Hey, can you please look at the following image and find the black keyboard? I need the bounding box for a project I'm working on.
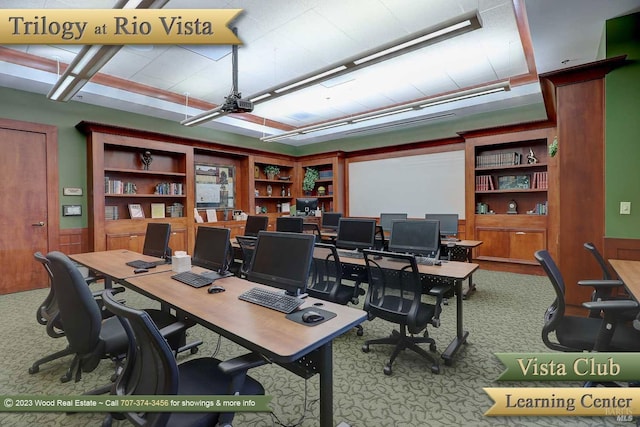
[126,259,161,269]
[171,271,214,288]
[238,287,304,314]
[337,250,364,259]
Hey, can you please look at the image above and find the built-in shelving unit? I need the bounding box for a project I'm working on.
[250,155,295,217]
[297,153,345,214]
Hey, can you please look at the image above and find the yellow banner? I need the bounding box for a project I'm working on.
[484,387,640,417]
[0,9,242,44]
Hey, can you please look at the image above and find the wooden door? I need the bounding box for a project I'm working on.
[0,119,58,294]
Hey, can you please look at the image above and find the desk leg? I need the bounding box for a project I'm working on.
[462,248,477,299]
[319,341,333,427]
[442,279,468,366]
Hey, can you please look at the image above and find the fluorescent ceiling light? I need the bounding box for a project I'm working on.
[180,108,223,127]
[352,107,415,123]
[274,66,348,94]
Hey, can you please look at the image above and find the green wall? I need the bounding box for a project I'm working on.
[605,12,640,238]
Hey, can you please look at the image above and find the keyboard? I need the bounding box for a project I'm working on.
[337,250,364,259]
[171,271,215,288]
[441,237,461,242]
[126,259,162,269]
[416,256,441,266]
[238,287,304,314]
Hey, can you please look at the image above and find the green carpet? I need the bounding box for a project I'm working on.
[0,270,629,426]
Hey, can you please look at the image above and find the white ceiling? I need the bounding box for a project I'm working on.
[1,0,639,147]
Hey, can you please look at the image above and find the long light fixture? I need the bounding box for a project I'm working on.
[47,0,169,102]
[260,80,510,142]
[182,11,482,126]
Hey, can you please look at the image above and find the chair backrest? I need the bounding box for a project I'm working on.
[584,242,614,280]
[362,249,424,333]
[534,250,568,350]
[34,252,65,337]
[307,243,343,300]
[142,223,171,259]
[276,216,304,233]
[236,235,258,276]
[244,215,269,237]
[303,222,322,242]
[46,251,103,356]
[101,290,177,427]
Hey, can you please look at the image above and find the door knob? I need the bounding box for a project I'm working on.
[32,221,45,227]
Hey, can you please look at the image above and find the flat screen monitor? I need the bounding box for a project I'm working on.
[425,213,459,237]
[244,215,269,237]
[247,231,315,296]
[379,213,408,232]
[296,197,318,216]
[321,212,342,230]
[142,223,171,259]
[276,216,304,233]
[389,219,440,257]
[336,218,376,250]
[192,226,231,273]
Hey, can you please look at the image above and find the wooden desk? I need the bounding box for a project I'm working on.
[73,251,366,427]
[339,255,478,365]
[443,239,483,298]
[610,259,640,299]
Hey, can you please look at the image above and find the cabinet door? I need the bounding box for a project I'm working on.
[509,230,546,263]
[106,233,144,252]
[169,229,187,253]
[475,229,510,259]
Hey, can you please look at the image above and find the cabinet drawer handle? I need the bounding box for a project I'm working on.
[515,232,526,235]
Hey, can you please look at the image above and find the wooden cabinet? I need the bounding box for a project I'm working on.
[249,155,295,216]
[105,219,188,253]
[297,152,345,214]
[465,126,556,266]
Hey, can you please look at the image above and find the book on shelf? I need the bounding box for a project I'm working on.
[151,203,165,219]
[475,175,494,191]
[532,171,548,189]
[105,205,119,220]
[476,151,521,168]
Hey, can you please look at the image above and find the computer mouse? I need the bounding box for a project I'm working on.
[133,268,148,274]
[207,285,226,294]
[434,260,442,266]
[302,311,325,323]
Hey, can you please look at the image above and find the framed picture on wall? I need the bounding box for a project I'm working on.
[195,164,236,209]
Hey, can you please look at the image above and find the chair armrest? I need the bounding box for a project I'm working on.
[578,279,624,288]
[582,299,638,312]
[158,321,189,338]
[92,286,126,298]
[427,284,451,297]
[218,352,270,376]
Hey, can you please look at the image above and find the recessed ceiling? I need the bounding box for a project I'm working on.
[0,0,639,147]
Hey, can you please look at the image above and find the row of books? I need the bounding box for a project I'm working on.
[531,171,548,189]
[476,175,495,191]
[155,182,184,195]
[318,170,333,179]
[476,151,521,168]
[105,205,119,220]
[105,178,137,194]
[531,202,548,215]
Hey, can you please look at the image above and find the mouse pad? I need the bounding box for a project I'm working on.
[286,307,337,327]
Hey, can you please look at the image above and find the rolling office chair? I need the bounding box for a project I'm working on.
[307,243,364,336]
[44,251,193,386]
[535,250,640,353]
[303,222,323,242]
[235,235,258,278]
[361,249,448,375]
[101,290,266,427]
[276,216,304,233]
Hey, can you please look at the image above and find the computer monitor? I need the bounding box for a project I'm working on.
[389,219,441,258]
[142,223,171,259]
[276,216,304,233]
[296,197,318,216]
[244,215,269,237]
[321,212,342,230]
[425,213,459,237]
[247,231,315,296]
[192,226,231,274]
[336,218,377,250]
[379,213,408,232]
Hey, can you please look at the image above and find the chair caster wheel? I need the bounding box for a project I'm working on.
[362,344,370,353]
[29,366,39,374]
[383,365,392,375]
[431,365,440,374]
[356,328,364,337]
[190,347,199,355]
[430,342,437,352]
[444,358,453,367]
[60,375,71,383]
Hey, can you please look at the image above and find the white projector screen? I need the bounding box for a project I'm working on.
[348,150,465,219]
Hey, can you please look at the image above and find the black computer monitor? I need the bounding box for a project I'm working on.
[379,213,408,232]
[321,212,342,230]
[247,231,315,296]
[192,226,231,274]
[389,219,441,257]
[142,223,171,259]
[425,213,459,237]
[296,197,318,216]
[244,215,269,237]
[276,216,304,233]
[336,218,376,250]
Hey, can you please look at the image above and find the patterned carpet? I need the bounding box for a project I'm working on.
[0,270,629,426]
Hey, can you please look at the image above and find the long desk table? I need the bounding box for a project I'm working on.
[610,259,640,299]
[339,254,478,365]
[71,251,367,427]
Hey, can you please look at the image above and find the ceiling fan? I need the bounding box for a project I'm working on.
[181,27,253,126]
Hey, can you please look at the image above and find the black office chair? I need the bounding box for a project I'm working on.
[236,235,258,278]
[361,249,448,375]
[535,250,640,353]
[303,222,323,242]
[276,216,304,233]
[373,225,386,250]
[307,243,364,335]
[44,251,192,385]
[100,290,266,427]
[29,252,126,377]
